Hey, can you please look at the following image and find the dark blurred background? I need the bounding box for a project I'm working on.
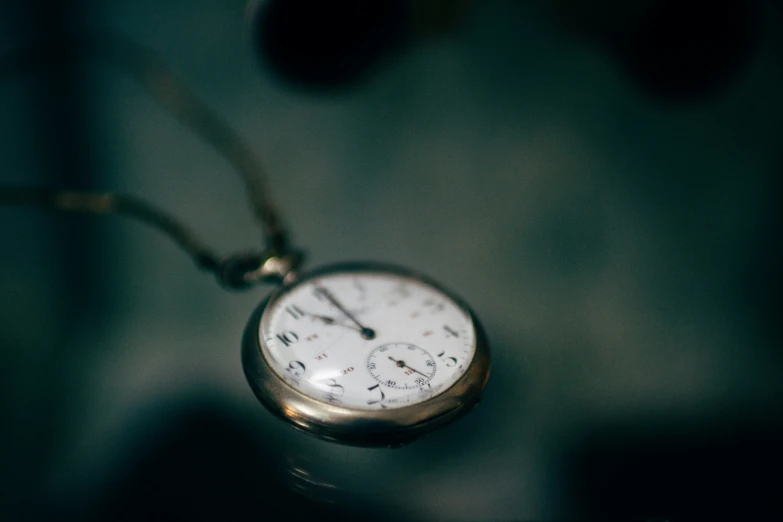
[1,0,781,520]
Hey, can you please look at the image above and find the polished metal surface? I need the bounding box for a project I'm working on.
[242,262,491,447]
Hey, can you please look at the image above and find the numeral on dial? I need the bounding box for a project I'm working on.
[285,305,305,320]
[287,360,305,375]
[395,284,410,298]
[323,379,344,404]
[353,279,366,300]
[444,325,459,338]
[276,331,299,346]
[423,299,445,313]
[285,360,305,384]
[367,384,387,408]
[313,286,327,301]
[437,351,458,367]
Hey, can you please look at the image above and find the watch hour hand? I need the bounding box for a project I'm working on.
[314,286,376,340]
[300,310,363,332]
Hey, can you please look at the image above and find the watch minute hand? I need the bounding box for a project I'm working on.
[315,286,376,340]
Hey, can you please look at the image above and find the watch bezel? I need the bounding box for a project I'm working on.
[241,261,491,447]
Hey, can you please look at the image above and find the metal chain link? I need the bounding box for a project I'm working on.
[0,31,302,288]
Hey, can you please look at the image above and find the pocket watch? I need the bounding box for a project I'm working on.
[0,33,491,448]
[241,261,491,447]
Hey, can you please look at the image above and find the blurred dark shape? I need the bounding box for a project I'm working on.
[746,201,783,359]
[251,0,410,90]
[31,2,108,321]
[606,0,760,103]
[78,403,380,522]
[565,413,783,519]
[409,0,472,35]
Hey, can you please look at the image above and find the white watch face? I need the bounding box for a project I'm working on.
[259,269,477,410]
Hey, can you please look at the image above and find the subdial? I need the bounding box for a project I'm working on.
[366,343,436,390]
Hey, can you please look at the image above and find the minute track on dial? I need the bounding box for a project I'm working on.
[366,343,436,390]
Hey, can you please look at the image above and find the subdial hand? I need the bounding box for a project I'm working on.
[388,357,430,379]
[314,286,376,340]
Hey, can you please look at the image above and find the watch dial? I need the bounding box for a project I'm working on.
[259,269,476,410]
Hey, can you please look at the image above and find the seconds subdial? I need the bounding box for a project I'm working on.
[367,343,436,390]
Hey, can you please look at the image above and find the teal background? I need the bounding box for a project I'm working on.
[1,1,781,519]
